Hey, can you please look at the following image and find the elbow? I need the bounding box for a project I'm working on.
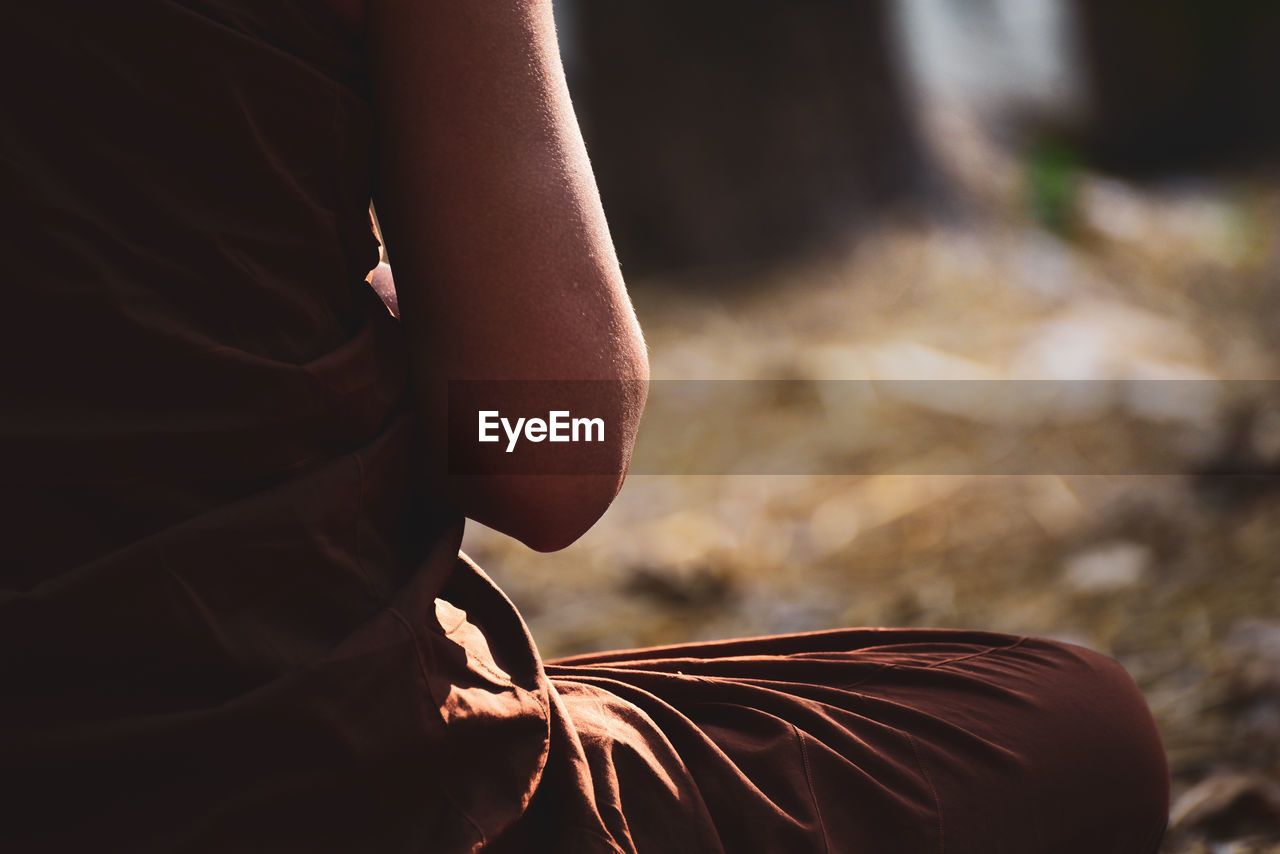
[453,468,630,553]
[450,372,646,551]
[435,287,648,550]
[501,471,629,552]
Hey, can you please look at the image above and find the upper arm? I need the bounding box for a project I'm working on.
[364,0,648,549]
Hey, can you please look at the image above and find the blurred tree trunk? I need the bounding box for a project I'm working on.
[1072,0,1280,172]
[566,1,924,276]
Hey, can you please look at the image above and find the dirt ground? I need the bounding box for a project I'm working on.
[463,140,1280,851]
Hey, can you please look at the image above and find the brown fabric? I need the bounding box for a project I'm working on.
[0,1,1169,851]
[528,628,1170,854]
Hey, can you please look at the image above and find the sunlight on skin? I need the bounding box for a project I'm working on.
[365,0,649,551]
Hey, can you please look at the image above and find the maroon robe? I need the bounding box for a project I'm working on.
[0,2,1169,851]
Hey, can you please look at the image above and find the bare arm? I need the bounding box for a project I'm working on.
[365,0,648,551]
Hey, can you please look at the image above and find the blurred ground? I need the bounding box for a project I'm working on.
[463,114,1280,851]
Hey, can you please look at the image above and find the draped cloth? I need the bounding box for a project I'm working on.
[0,1,1169,851]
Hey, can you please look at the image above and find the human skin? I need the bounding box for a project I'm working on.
[364,0,649,551]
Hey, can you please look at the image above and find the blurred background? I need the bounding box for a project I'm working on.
[462,3,1280,850]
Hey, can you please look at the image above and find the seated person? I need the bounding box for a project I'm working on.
[0,0,1169,850]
